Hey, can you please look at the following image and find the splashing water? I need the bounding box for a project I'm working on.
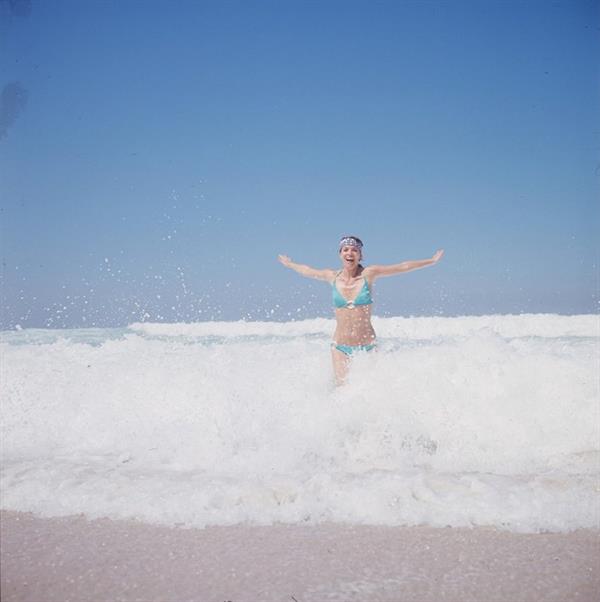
[1,314,598,532]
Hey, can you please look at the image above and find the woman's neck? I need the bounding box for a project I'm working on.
[341,265,361,279]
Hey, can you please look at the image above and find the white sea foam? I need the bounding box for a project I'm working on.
[1,314,598,532]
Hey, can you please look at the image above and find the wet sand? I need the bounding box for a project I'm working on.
[1,510,598,602]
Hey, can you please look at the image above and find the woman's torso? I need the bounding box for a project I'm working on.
[331,270,376,345]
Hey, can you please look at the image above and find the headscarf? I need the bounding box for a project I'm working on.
[338,236,363,252]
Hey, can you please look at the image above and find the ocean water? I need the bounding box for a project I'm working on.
[1,314,598,533]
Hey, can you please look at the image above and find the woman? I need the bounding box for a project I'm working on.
[278,236,444,385]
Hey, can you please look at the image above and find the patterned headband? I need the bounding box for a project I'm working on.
[339,236,363,250]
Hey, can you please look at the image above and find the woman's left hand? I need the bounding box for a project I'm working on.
[278,254,292,267]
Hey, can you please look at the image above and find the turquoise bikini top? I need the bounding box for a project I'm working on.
[332,274,373,308]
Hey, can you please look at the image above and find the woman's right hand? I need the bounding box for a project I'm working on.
[431,249,444,263]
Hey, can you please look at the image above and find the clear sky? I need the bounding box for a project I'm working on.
[1,0,598,328]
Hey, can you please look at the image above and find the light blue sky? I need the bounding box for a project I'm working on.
[1,0,598,328]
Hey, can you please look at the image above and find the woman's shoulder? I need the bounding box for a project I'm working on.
[361,265,378,283]
[322,268,339,283]
[361,265,375,276]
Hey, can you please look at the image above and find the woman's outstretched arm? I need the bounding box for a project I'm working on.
[366,249,444,279]
[278,255,336,282]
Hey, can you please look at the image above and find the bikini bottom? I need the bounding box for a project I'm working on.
[332,343,376,357]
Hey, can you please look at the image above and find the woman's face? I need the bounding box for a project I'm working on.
[339,245,361,266]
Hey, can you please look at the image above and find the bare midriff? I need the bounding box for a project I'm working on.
[333,305,376,346]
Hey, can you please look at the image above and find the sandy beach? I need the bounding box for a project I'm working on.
[1,510,598,602]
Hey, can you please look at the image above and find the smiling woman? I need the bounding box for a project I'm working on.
[278,235,444,385]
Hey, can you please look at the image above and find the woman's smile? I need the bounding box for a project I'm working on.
[341,246,360,265]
